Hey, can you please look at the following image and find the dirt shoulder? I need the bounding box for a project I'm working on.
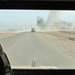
[39,31,75,57]
[0,31,17,38]
[41,31,75,42]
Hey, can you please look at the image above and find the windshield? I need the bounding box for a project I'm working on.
[0,10,75,69]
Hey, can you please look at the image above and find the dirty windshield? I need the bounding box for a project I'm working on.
[0,10,75,69]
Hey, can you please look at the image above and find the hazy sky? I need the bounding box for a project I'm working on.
[0,10,75,30]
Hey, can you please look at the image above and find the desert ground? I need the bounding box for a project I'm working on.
[40,31,75,57]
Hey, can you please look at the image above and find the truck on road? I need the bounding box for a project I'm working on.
[31,28,36,32]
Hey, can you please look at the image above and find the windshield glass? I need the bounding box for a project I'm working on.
[0,10,75,69]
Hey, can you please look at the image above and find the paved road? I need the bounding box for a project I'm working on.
[0,32,75,69]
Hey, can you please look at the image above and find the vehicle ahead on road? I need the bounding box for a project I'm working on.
[31,28,36,32]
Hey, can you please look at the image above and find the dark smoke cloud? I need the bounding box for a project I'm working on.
[36,11,60,30]
[37,16,46,29]
[37,11,73,31]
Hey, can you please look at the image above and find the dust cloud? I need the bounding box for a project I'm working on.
[37,10,73,31]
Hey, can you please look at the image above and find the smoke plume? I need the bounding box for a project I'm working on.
[37,10,73,31]
[37,16,46,29]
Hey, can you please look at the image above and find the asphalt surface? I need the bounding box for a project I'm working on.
[0,32,75,69]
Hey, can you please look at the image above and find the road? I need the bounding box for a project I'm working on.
[0,32,75,69]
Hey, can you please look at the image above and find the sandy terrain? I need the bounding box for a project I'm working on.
[40,31,75,57]
[0,31,17,38]
[41,31,75,42]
